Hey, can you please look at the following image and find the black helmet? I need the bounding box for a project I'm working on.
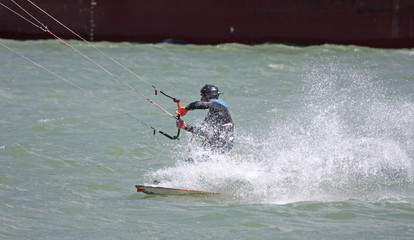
[200,84,220,99]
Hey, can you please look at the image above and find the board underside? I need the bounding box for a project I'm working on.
[135,185,218,195]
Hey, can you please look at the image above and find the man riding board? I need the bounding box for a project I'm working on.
[176,84,234,152]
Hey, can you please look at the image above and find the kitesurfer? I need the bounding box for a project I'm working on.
[176,84,234,152]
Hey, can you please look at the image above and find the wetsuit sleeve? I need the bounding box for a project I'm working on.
[186,101,211,110]
[185,124,211,139]
[184,101,211,135]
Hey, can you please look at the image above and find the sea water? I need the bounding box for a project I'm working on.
[1,39,413,239]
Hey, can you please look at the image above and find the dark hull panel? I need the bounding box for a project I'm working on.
[1,0,413,48]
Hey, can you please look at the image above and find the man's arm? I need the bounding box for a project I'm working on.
[176,101,211,117]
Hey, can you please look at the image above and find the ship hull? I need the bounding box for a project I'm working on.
[1,0,413,48]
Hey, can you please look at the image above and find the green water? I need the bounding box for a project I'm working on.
[1,39,414,239]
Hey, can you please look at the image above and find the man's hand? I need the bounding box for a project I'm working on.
[175,107,187,117]
[176,119,187,129]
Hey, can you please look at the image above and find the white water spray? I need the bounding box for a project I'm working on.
[149,59,414,203]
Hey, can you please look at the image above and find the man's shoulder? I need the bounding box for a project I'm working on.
[209,99,227,107]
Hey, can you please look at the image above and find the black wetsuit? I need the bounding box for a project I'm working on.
[185,99,234,151]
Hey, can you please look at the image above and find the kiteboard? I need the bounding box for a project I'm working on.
[135,185,218,195]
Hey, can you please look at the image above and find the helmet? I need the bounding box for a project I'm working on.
[200,84,220,99]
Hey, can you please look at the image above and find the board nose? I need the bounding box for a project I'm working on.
[136,185,144,192]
